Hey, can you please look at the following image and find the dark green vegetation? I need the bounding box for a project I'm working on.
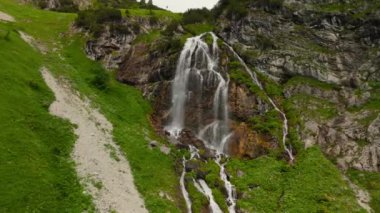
[227,147,364,212]
[76,8,122,31]
[348,169,380,212]
[213,0,284,19]
[0,23,92,212]
[314,0,380,19]
[182,8,212,25]
[33,0,78,12]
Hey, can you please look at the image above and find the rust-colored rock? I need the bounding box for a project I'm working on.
[228,123,276,158]
[228,82,269,121]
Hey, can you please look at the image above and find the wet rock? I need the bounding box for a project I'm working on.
[178,129,206,150]
[160,145,171,155]
[149,140,158,149]
[185,160,200,172]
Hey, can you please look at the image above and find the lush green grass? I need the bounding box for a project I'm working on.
[0,23,92,212]
[0,0,75,48]
[347,169,380,212]
[133,29,161,44]
[227,147,364,212]
[126,8,181,21]
[360,82,380,111]
[314,0,380,18]
[287,94,338,121]
[285,76,338,90]
[0,1,185,212]
[183,23,214,35]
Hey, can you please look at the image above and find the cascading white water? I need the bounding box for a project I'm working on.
[223,42,294,161]
[198,179,223,213]
[180,157,192,213]
[216,154,236,213]
[165,33,231,153]
[167,33,237,212]
[183,146,225,213]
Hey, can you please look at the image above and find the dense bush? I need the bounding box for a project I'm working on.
[182,8,212,25]
[110,24,131,34]
[256,34,275,50]
[156,37,182,53]
[149,15,159,25]
[162,20,180,36]
[212,0,284,19]
[91,69,110,90]
[75,8,122,34]
[97,0,140,9]
[255,0,283,12]
[34,0,78,12]
[212,0,248,19]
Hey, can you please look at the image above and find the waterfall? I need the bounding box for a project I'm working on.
[180,157,192,213]
[167,32,294,213]
[216,154,236,213]
[166,33,237,212]
[166,33,231,152]
[223,42,295,162]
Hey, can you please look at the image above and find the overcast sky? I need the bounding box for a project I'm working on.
[144,0,220,13]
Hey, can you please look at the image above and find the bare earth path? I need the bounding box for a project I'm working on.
[0,11,15,22]
[344,176,373,213]
[41,68,147,213]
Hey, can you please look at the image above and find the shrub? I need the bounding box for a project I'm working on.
[182,8,212,25]
[225,0,248,19]
[212,0,284,19]
[255,0,284,12]
[162,20,180,36]
[34,0,78,12]
[212,0,248,19]
[2,30,10,41]
[156,37,182,53]
[256,34,275,50]
[149,15,159,25]
[131,22,140,33]
[96,8,122,23]
[75,8,122,35]
[110,24,131,34]
[91,69,109,90]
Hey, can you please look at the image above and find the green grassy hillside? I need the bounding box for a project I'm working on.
[0,0,184,212]
[0,23,92,212]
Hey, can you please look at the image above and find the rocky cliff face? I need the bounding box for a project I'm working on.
[217,1,380,84]
[215,0,380,171]
[83,0,380,173]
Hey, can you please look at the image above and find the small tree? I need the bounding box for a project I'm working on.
[148,0,153,10]
[140,0,146,6]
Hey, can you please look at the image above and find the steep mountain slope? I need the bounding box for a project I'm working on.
[0,0,379,212]
[80,0,379,212]
[0,0,185,212]
[0,19,92,212]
